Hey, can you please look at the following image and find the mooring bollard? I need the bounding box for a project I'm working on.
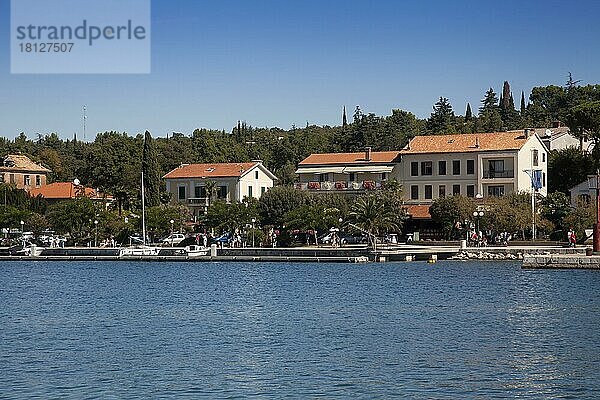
[460,240,467,250]
[210,244,218,257]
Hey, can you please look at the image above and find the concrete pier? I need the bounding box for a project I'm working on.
[523,253,600,269]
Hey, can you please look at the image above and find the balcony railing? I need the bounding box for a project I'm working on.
[296,181,383,191]
[483,170,514,179]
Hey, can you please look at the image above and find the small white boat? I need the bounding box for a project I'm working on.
[184,245,210,257]
[119,246,160,257]
[16,244,45,257]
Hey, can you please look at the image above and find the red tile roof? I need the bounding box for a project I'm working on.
[299,151,401,165]
[29,182,110,200]
[163,162,258,179]
[401,132,530,154]
[404,205,432,220]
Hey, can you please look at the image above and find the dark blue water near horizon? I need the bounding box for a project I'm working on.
[1,261,599,399]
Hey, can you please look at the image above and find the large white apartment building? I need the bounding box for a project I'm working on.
[399,131,548,205]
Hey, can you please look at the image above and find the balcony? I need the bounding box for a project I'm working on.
[296,181,383,192]
[188,197,209,206]
[483,170,514,179]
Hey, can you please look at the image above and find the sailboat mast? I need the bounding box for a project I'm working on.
[141,170,146,246]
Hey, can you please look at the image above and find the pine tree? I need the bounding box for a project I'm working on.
[142,130,161,207]
[465,103,473,121]
[478,88,503,132]
[427,97,456,134]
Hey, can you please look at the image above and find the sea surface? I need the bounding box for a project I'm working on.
[0,261,599,399]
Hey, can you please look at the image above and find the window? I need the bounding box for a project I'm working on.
[217,186,228,199]
[452,160,461,175]
[261,187,266,195]
[194,186,207,198]
[438,161,446,176]
[542,153,546,162]
[533,150,539,166]
[453,184,461,196]
[9,174,15,184]
[421,161,433,176]
[255,171,259,179]
[381,172,387,181]
[24,175,30,186]
[467,160,475,175]
[349,172,356,182]
[319,173,329,182]
[410,185,419,200]
[248,186,253,198]
[488,185,505,197]
[411,162,419,176]
[178,186,186,200]
[467,185,475,198]
[425,185,432,199]
[35,175,41,186]
[543,172,546,187]
[439,185,446,198]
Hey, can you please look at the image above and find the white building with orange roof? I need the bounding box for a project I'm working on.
[400,129,548,207]
[162,161,277,216]
[295,147,401,194]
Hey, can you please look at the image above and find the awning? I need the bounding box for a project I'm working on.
[342,165,394,173]
[295,166,345,174]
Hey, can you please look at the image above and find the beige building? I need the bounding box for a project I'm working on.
[295,148,401,194]
[0,154,50,190]
[163,161,277,216]
[400,130,548,206]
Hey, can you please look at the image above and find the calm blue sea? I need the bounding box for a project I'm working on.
[0,261,599,399]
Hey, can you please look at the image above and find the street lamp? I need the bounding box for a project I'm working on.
[251,218,256,247]
[588,171,600,252]
[472,210,484,233]
[170,219,174,234]
[94,220,98,247]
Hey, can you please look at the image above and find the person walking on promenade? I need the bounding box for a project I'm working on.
[568,228,577,247]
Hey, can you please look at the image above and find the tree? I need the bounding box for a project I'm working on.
[146,204,191,240]
[565,101,600,161]
[258,186,311,227]
[46,198,96,243]
[563,200,596,244]
[142,130,161,207]
[548,147,595,194]
[427,97,456,134]
[429,196,475,239]
[348,195,399,248]
[465,103,473,121]
[478,88,503,132]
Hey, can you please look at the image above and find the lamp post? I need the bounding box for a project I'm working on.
[588,171,600,252]
[94,220,98,247]
[170,219,174,235]
[20,220,24,244]
[472,211,484,234]
[251,218,256,247]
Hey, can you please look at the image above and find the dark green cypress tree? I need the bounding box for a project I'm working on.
[342,106,348,128]
[520,91,526,114]
[465,103,473,121]
[142,130,161,207]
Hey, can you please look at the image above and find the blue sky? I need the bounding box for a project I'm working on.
[1,0,599,140]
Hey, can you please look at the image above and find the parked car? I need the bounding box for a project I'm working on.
[340,233,368,245]
[211,232,232,245]
[162,233,186,246]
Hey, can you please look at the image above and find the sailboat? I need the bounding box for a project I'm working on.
[119,170,160,258]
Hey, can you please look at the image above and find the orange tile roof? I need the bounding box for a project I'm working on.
[29,182,110,200]
[401,132,530,154]
[163,162,258,179]
[299,151,401,165]
[404,204,432,220]
[0,154,51,173]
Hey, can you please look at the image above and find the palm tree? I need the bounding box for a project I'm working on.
[203,180,218,207]
[349,195,399,249]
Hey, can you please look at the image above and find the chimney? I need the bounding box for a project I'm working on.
[475,137,480,148]
[365,147,372,161]
[524,128,530,139]
[552,120,561,128]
